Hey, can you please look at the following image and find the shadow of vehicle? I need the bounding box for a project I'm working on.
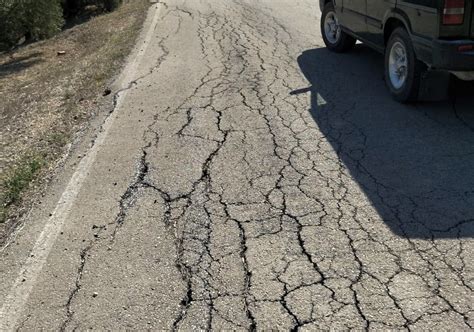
[296,45,474,239]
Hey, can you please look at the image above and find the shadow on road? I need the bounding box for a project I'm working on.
[296,45,474,239]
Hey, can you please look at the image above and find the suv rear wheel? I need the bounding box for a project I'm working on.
[384,27,425,102]
[321,3,356,52]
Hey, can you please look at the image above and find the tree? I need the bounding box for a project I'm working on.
[22,0,64,40]
[0,0,122,51]
[0,0,23,49]
[0,0,64,50]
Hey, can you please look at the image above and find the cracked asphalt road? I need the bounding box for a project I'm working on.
[1,0,474,330]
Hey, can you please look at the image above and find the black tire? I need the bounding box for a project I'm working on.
[384,27,425,102]
[321,3,356,53]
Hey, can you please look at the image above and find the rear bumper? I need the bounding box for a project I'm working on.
[431,39,474,71]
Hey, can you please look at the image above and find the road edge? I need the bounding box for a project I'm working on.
[0,3,162,330]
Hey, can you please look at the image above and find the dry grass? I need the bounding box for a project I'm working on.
[0,0,150,233]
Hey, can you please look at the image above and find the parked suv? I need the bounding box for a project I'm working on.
[320,0,474,102]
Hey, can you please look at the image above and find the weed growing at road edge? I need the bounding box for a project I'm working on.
[0,156,44,223]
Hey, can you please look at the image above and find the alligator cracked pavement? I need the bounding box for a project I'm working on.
[1,0,474,330]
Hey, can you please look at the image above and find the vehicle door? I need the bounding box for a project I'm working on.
[366,0,395,46]
[341,0,367,35]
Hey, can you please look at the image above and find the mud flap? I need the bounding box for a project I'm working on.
[418,70,451,101]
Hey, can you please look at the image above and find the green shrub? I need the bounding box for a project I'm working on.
[0,0,64,50]
[22,0,64,39]
[0,0,23,49]
[0,155,44,222]
[0,0,122,51]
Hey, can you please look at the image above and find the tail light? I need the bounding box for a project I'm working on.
[443,0,465,25]
[458,44,473,52]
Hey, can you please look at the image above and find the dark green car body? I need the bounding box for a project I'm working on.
[319,0,474,73]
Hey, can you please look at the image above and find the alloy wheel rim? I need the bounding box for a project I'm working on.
[388,41,408,90]
[324,11,341,44]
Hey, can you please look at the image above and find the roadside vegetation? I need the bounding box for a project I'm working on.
[0,0,150,239]
[0,0,123,51]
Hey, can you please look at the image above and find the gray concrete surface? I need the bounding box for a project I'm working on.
[1,0,474,330]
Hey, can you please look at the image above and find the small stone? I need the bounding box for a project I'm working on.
[92,292,98,298]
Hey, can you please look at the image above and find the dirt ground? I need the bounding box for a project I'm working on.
[0,0,150,240]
